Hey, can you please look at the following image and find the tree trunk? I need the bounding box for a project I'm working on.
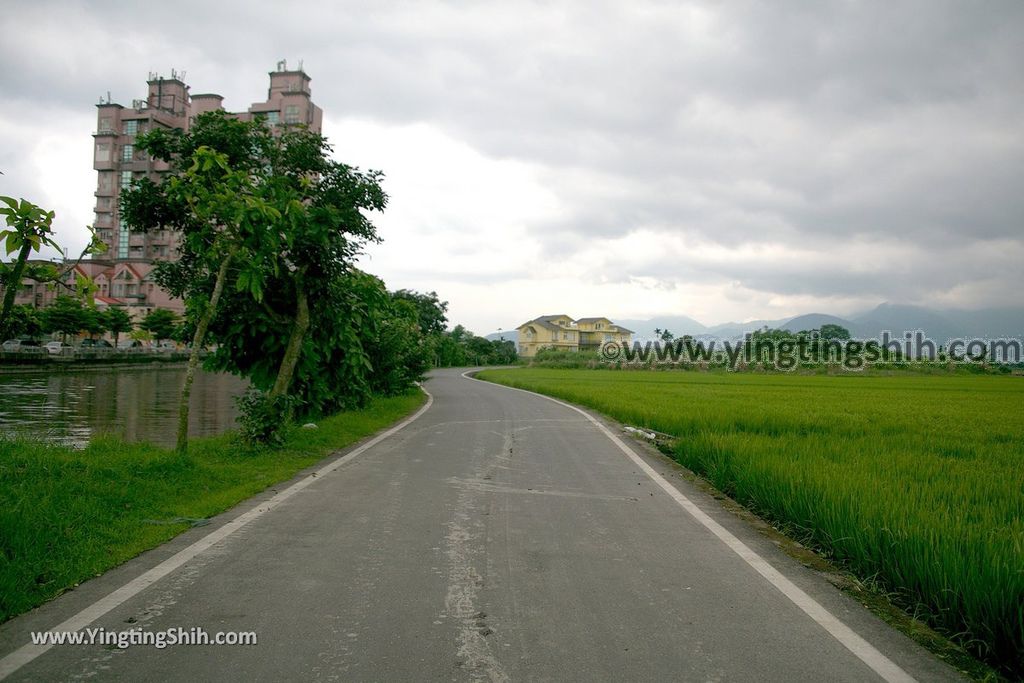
[269,286,309,402]
[176,248,235,454]
[0,242,33,336]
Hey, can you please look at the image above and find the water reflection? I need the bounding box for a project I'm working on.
[0,366,248,448]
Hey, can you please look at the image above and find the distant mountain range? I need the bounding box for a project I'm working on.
[484,304,1024,344]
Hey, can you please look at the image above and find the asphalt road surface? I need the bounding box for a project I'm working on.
[0,368,963,682]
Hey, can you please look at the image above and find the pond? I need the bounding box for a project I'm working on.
[0,365,248,448]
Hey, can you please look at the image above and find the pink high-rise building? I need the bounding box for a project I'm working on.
[2,62,323,324]
[85,61,323,317]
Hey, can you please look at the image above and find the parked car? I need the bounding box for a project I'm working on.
[44,341,68,355]
[2,338,44,353]
[117,339,144,350]
[80,338,114,349]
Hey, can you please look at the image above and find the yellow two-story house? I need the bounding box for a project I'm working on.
[516,315,633,357]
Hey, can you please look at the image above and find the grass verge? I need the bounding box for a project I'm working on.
[477,368,1022,679]
[0,390,425,623]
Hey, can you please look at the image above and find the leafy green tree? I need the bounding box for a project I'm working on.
[141,308,180,344]
[3,304,43,340]
[819,323,852,341]
[81,306,106,339]
[392,289,449,335]
[0,197,104,338]
[103,307,133,346]
[41,296,88,343]
[128,115,391,442]
[368,293,431,396]
[0,198,58,337]
[123,112,281,452]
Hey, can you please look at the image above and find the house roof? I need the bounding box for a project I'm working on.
[517,315,634,334]
[576,316,634,334]
[517,318,565,333]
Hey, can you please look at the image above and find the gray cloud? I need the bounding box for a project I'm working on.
[1,0,1021,318]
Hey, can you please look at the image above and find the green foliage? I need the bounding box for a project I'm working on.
[40,296,88,342]
[0,196,104,338]
[367,293,432,395]
[141,308,180,343]
[529,347,604,368]
[0,196,59,258]
[819,323,852,340]
[479,368,1024,677]
[3,304,43,339]
[207,270,431,419]
[235,388,297,447]
[80,307,106,339]
[392,289,449,335]
[431,324,518,367]
[102,307,133,344]
[124,111,418,426]
[0,197,59,338]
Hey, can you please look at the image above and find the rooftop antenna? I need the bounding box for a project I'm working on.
[277,59,287,72]
[298,59,303,71]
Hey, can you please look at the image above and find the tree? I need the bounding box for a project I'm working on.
[0,197,104,338]
[81,306,106,339]
[123,112,281,452]
[103,307,133,346]
[0,197,58,338]
[392,289,448,335]
[41,296,88,343]
[819,324,852,341]
[123,112,391,447]
[141,308,180,344]
[3,304,43,340]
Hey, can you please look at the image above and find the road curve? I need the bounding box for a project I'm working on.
[0,368,962,681]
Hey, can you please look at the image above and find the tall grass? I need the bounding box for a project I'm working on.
[0,391,425,623]
[478,368,1024,677]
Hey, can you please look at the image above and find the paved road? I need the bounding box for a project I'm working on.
[0,368,961,681]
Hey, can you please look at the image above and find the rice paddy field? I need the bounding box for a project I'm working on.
[476,368,1024,677]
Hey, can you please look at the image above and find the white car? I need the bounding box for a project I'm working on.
[2,339,43,352]
[44,341,68,355]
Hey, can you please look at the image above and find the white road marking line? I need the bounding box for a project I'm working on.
[0,388,434,681]
[463,371,915,683]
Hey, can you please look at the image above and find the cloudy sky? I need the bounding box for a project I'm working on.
[1,1,1021,333]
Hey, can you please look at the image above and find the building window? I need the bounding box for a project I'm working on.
[121,170,133,189]
[284,105,300,124]
[118,218,129,259]
[267,111,280,125]
[124,120,138,136]
[122,144,134,162]
[95,143,111,163]
[98,117,112,132]
[98,171,113,191]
